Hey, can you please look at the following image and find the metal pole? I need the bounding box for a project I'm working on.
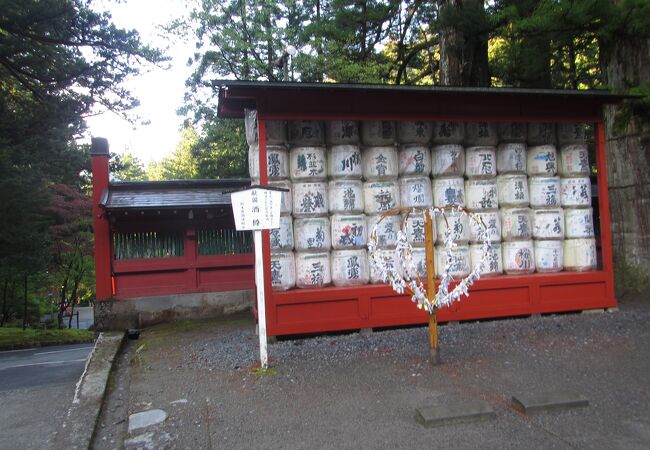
[424,211,440,365]
[253,229,269,368]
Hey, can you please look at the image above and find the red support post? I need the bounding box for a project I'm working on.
[91,137,113,301]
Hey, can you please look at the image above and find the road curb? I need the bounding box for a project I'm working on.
[56,331,126,449]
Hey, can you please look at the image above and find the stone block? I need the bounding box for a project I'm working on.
[511,391,588,414]
[415,399,496,427]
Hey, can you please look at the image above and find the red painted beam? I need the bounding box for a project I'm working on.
[91,137,113,301]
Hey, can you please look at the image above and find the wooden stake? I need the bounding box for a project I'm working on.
[424,211,441,365]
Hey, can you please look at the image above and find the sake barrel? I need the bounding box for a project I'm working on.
[398,144,431,176]
[465,146,497,178]
[436,210,470,243]
[331,249,370,287]
[529,176,560,208]
[534,240,564,273]
[563,238,597,272]
[292,182,328,217]
[500,208,533,241]
[560,177,592,207]
[497,174,529,207]
[527,145,558,176]
[362,146,398,180]
[248,144,259,181]
[245,112,286,145]
[403,212,435,247]
[435,244,470,279]
[328,144,362,179]
[363,180,400,214]
[294,217,331,251]
[270,215,294,251]
[328,180,364,214]
[369,213,400,248]
[331,214,368,249]
[432,121,465,144]
[433,177,465,208]
[527,123,556,145]
[431,144,465,177]
[244,109,258,145]
[399,176,433,208]
[406,247,428,279]
[268,179,293,216]
[295,252,331,288]
[532,208,565,240]
[325,120,359,145]
[502,240,536,274]
[497,122,527,143]
[497,143,527,174]
[397,121,433,144]
[470,242,503,276]
[370,249,399,284]
[288,120,324,145]
[290,146,327,181]
[465,178,498,210]
[557,123,586,145]
[469,210,501,243]
[361,120,396,145]
[559,144,590,176]
[248,144,289,180]
[464,122,498,146]
[565,207,595,239]
[270,251,296,291]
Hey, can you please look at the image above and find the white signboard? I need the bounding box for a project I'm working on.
[231,188,282,231]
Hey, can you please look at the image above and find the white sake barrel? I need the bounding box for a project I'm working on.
[431,144,465,177]
[470,242,503,276]
[464,122,498,146]
[565,207,595,239]
[397,121,433,144]
[532,208,565,240]
[527,123,556,145]
[325,120,359,145]
[465,146,497,178]
[399,176,433,209]
[328,180,364,214]
[432,121,464,144]
[560,177,592,207]
[527,145,558,176]
[408,247,429,279]
[563,238,597,272]
[559,144,590,176]
[363,180,400,214]
[370,249,399,284]
[398,144,431,176]
[501,208,533,241]
[245,112,286,145]
[470,210,501,243]
[248,144,289,180]
[244,110,258,145]
[497,174,529,207]
[433,177,465,208]
[502,240,535,274]
[328,144,362,179]
[331,214,368,249]
[270,215,294,251]
[557,123,586,145]
[497,143,527,174]
[361,121,396,145]
[295,252,331,288]
[465,178,498,210]
[534,240,564,273]
[331,249,369,287]
[362,146,398,180]
[288,120,324,145]
[369,213,400,248]
[435,244,470,279]
[436,210,470,243]
[248,144,259,180]
[268,179,292,216]
[403,213,435,247]
[529,176,560,208]
[270,251,296,291]
[290,146,326,181]
[497,122,527,143]
[292,182,328,217]
[294,217,331,251]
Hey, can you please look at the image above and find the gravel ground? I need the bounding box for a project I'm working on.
[103,301,650,449]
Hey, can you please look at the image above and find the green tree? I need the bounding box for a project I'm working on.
[110,150,148,181]
[148,125,201,180]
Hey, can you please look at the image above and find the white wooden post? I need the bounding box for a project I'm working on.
[253,229,268,368]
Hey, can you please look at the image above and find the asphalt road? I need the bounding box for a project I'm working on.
[0,343,93,449]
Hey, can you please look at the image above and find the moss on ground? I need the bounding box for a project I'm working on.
[0,327,95,350]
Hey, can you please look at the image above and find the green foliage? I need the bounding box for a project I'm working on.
[110,151,148,181]
[0,327,94,350]
[148,125,201,180]
[194,119,249,179]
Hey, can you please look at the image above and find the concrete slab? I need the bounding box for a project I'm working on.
[511,391,589,415]
[415,399,496,428]
[128,409,168,433]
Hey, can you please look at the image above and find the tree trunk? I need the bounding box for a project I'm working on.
[438,0,463,86]
[22,274,28,330]
[58,278,68,329]
[1,279,8,327]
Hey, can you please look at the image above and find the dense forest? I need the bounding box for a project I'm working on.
[1,0,648,328]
